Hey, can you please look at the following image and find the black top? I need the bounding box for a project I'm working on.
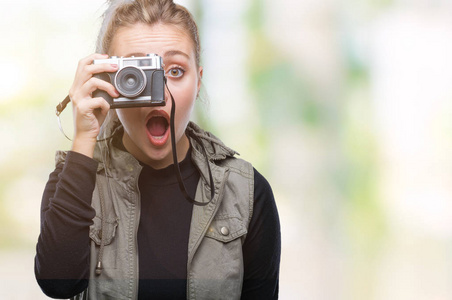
[136,150,197,299]
[35,147,280,299]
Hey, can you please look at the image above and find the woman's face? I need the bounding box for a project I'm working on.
[109,22,202,169]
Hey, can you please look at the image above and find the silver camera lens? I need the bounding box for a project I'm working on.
[115,66,146,98]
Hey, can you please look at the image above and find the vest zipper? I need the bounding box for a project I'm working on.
[132,177,141,299]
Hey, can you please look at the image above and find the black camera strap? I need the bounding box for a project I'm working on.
[167,83,215,206]
[55,88,215,206]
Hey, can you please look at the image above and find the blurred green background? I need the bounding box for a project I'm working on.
[1,0,452,299]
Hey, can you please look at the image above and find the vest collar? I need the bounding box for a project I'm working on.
[93,121,238,179]
[185,122,238,161]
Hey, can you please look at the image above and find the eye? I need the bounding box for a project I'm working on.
[166,67,185,78]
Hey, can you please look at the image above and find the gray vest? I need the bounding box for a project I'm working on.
[60,122,254,300]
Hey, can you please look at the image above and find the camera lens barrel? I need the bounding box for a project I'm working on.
[114,66,146,98]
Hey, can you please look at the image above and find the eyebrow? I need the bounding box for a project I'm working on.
[122,50,190,60]
[124,52,147,57]
[163,50,190,60]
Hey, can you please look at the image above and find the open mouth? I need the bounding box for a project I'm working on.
[146,110,170,146]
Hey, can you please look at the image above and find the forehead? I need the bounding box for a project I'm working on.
[109,23,195,60]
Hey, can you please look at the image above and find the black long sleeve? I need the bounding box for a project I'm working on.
[35,152,280,299]
[35,151,97,298]
[241,169,281,299]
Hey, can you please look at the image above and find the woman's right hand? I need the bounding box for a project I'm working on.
[68,53,119,158]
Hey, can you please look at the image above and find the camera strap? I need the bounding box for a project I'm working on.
[167,83,215,206]
[56,95,71,116]
[56,95,120,142]
[55,86,216,206]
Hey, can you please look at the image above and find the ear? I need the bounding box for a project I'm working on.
[197,66,203,94]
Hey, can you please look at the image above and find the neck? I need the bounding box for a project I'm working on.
[122,133,190,170]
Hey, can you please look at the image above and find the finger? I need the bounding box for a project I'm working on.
[91,97,111,114]
[84,63,119,77]
[69,68,119,104]
[69,53,107,100]
[91,97,111,126]
[75,96,110,117]
[79,77,120,100]
[92,97,110,117]
[73,53,111,87]
[78,53,109,68]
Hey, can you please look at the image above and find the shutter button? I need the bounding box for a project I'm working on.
[220,227,229,236]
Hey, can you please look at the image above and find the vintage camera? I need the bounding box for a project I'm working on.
[92,54,165,108]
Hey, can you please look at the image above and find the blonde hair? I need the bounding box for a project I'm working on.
[96,0,201,66]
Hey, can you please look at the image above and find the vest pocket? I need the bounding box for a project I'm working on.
[205,216,247,242]
[89,216,118,246]
[190,216,246,298]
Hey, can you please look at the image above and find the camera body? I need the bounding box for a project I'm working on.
[92,54,165,108]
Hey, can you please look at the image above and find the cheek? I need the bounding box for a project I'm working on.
[170,79,197,98]
[116,109,139,130]
[175,92,195,120]
[172,80,198,119]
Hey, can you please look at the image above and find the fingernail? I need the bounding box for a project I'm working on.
[111,64,118,68]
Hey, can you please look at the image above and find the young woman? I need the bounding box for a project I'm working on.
[35,0,280,299]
